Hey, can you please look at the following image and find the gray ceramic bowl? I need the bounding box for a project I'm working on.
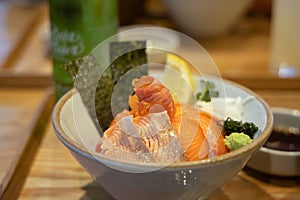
[52,76,273,200]
[247,107,300,177]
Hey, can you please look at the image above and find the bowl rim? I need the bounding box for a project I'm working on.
[259,146,300,156]
[52,78,273,169]
[271,106,300,117]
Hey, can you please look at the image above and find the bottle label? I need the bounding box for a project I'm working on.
[51,25,85,63]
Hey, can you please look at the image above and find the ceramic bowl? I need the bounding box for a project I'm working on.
[247,107,300,177]
[52,76,273,200]
[162,0,253,38]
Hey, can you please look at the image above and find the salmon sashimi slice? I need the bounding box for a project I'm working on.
[129,75,176,119]
[96,111,184,163]
[96,75,228,163]
[172,104,228,161]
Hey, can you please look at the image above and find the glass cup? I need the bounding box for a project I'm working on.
[270,0,300,78]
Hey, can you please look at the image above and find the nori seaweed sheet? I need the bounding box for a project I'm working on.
[61,40,147,133]
[109,41,147,115]
[61,55,114,133]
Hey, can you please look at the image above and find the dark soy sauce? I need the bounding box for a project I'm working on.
[263,125,300,151]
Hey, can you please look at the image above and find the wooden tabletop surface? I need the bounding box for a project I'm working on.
[0,1,299,200]
[0,89,45,193]
[17,92,300,200]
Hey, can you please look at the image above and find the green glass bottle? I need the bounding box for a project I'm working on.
[49,0,118,100]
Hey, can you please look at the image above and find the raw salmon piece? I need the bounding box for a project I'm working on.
[98,111,184,163]
[131,75,176,119]
[172,104,228,161]
[96,75,228,163]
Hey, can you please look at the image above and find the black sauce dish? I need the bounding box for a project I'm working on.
[247,107,300,177]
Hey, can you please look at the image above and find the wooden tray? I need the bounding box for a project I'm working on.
[0,2,52,87]
[0,88,54,199]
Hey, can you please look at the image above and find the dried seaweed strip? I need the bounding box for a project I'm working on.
[61,41,148,133]
[62,55,114,132]
[94,69,114,131]
[110,41,147,82]
[109,41,148,114]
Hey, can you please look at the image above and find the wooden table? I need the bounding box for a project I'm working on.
[0,88,54,199]
[0,2,53,198]
[0,2,52,87]
[0,1,299,200]
[17,92,300,200]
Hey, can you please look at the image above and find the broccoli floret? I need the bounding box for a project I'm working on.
[223,132,252,151]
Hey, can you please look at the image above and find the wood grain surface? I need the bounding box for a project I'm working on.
[0,88,54,199]
[0,2,52,87]
[0,3,42,69]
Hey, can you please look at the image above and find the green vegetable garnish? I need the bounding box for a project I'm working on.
[196,80,219,102]
[222,117,258,139]
[224,132,252,151]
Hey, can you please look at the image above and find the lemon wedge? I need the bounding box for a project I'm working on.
[162,53,196,103]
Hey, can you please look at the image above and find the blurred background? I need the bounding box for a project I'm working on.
[0,0,274,82]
